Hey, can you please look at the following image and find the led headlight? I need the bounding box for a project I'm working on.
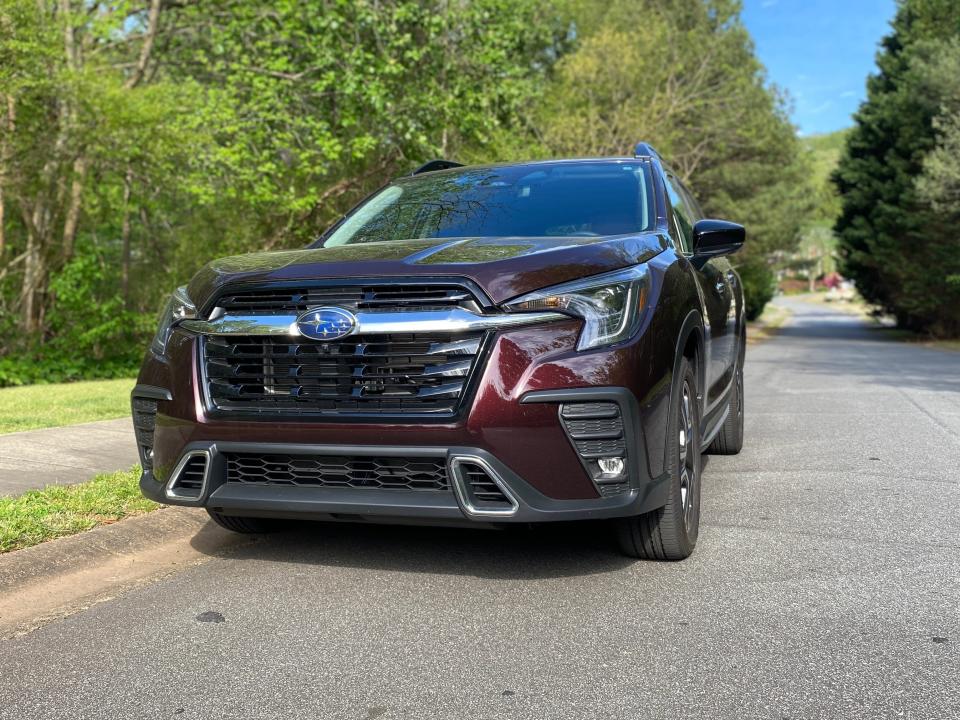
[150,285,196,355]
[504,265,649,350]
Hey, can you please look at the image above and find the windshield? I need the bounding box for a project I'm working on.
[322,161,656,246]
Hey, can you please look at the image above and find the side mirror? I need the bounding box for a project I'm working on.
[692,219,745,263]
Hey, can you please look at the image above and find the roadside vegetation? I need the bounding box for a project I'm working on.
[834,0,960,339]
[0,466,156,553]
[0,378,134,434]
[0,0,815,387]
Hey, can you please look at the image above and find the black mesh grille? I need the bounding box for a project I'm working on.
[203,331,485,416]
[225,453,449,491]
[132,398,158,473]
[214,284,480,315]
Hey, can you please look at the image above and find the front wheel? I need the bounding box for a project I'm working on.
[616,357,701,560]
[707,359,744,455]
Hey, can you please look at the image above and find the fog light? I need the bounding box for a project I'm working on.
[598,457,625,476]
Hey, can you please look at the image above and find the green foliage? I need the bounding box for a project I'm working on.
[0,0,846,384]
[0,1,567,384]
[737,256,776,322]
[834,0,960,337]
[0,240,153,386]
[527,0,813,317]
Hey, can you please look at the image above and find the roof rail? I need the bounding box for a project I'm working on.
[410,159,464,175]
[633,142,660,160]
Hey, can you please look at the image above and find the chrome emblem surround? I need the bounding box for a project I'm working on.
[295,307,357,341]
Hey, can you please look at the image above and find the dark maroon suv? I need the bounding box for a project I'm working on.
[132,144,746,560]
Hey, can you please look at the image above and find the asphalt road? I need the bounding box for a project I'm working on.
[2,297,959,719]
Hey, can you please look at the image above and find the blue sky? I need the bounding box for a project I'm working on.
[741,0,897,136]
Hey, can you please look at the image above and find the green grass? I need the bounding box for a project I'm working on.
[0,466,158,553]
[0,378,135,435]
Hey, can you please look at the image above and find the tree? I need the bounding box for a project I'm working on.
[524,0,812,319]
[0,0,569,383]
[834,0,960,337]
[0,0,171,335]
[161,0,568,246]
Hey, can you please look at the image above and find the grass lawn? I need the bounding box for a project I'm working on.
[0,378,135,435]
[0,466,158,553]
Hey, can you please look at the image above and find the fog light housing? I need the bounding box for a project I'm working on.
[598,457,625,476]
[559,401,630,496]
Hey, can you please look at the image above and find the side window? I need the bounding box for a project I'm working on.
[678,184,704,223]
[665,174,694,254]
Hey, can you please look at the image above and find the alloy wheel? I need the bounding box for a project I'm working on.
[678,381,699,532]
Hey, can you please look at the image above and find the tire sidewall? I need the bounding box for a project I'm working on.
[668,358,702,551]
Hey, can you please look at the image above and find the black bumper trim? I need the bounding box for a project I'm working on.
[140,440,670,524]
[520,386,648,496]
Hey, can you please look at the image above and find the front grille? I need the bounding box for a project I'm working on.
[203,331,485,416]
[132,398,158,472]
[215,284,481,315]
[225,453,449,491]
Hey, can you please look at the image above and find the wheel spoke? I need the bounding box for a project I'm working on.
[678,380,698,531]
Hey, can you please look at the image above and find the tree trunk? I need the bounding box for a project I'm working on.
[61,154,86,261]
[0,95,14,258]
[19,230,44,334]
[120,167,133,306]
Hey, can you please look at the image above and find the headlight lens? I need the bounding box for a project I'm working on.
[504,265,649,350]
[150,286,196,355]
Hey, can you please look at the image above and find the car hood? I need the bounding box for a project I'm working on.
[187,234,669,310]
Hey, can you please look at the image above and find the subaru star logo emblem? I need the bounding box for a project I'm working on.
[295,307,357,341]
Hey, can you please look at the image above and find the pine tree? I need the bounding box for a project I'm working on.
[834,0,960,336]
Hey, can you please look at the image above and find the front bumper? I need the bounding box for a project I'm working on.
[139,440,669,524]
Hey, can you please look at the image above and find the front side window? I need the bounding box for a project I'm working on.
[665,173,695,254]
[322,161,657,246]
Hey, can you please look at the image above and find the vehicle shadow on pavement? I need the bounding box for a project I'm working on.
[189,519,637,580]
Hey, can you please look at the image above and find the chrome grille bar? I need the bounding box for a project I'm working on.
[181,308,567,337]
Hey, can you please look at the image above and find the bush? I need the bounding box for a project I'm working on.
[737,257,776,321]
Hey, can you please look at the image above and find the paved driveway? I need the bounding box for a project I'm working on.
[1,297,958,719]
[0,418,137,496]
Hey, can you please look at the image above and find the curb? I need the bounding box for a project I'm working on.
[0,506,254,638]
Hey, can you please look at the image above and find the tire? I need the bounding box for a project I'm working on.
[708,339,745,455]
[616,357,702,560]
[206,509,280,534]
